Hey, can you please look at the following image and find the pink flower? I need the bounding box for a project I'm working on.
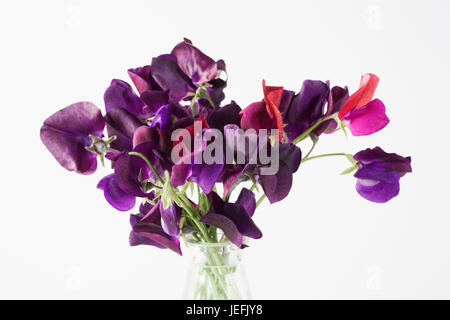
[338,73,389,136]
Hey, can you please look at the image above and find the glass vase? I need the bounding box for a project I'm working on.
[182,237,251,300]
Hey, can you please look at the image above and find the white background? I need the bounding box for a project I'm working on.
[1,0,449,299]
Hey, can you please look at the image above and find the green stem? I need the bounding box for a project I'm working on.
[256,194,266,208]
[291,119,324,144]
[301,153,348,163]
[128,151,164,184]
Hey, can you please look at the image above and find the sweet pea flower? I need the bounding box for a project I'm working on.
[150,39,226,112]
[200,189,262,248]
[170,115,224,194]
[240,80,284,140]
[40,102,105,174]
[129,200,182,255]
[338,73,389,136]
[353,147,412,203]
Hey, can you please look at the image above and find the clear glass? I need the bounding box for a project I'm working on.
[182,237,251,300]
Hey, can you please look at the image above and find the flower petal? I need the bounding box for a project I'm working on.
[240,101,274,132]
[343,99,389,136]
[40,101,104,174]
[104,79,145,119]
[235,188,256,217]
[171,38,218,85]
[223,203,262,239]
[200,213,243,248]
[159,202,181,236]
[97,174,136,211]
[285,80,329,142]
[338,73,379,119]
[356,179,400,203]
[151,54,195,102]
[260,161,293,204]
[104,108,142,152]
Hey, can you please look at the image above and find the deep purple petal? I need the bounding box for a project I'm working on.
[140,90,170,117]
[104,108,142,152]
[279,143,302,173]
[285,80,330,142]
[114,154,148,197]
[223,203,262,239]
[354,165,400,184]
[150,105,172,130]
[313,85,349,136]
[159,202,181,236]
[151,54,195,102]
[128,66,162,95]
[356,179,400,203]
[190,163,224,194]
[260,161,293,204]
[40,101,104,174]
[207,101,242,132]
[132,222,181,255]
[200,214,243,248]
[97,174,136,211]
[104,79,145,119]
[171,39,218,85]
[171,162,193,188]
[235,188,256,217]
[354,147,412,175]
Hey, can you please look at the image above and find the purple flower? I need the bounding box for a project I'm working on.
[200,189,262,248]
[151,39,226,110]
[171,38,220,85]
[104,108,142,152]
[353,147,412,203]
[130,201,182,255]
[40,102,105,174]
[104,79,147,119]
[284,80,330,142]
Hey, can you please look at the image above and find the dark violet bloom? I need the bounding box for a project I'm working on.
[284,80,330,142]
[201,189,261,248]
[312,85,349,136]
[98,142,166,212]
[170,115,224,194]
[97,174,136,211]
[127,65,161,95]
[104,107,142,152]
[338,73,389,136]
[159,201,182,237]
[259,143,302,204]
[171,38,219,85]
[104,79,147,119]
[353,147,412,203]
[151,54,196,103]
[151,39,226,110]
[40,101,105,174]
[130,201,182,255]
[206,101,242,133]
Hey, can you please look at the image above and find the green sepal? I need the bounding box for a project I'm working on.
[340,164,358,175]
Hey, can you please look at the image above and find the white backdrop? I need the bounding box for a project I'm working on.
[1,0,449,299]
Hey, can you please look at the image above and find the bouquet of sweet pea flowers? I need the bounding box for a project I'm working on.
[41,39,412,298]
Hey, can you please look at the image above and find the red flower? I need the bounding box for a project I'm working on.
[338,73,389,136]
[240,80,284,141]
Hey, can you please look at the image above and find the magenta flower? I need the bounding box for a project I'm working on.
[338,73,390,136]
[40,102,105,174]
[353,147,412,203]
